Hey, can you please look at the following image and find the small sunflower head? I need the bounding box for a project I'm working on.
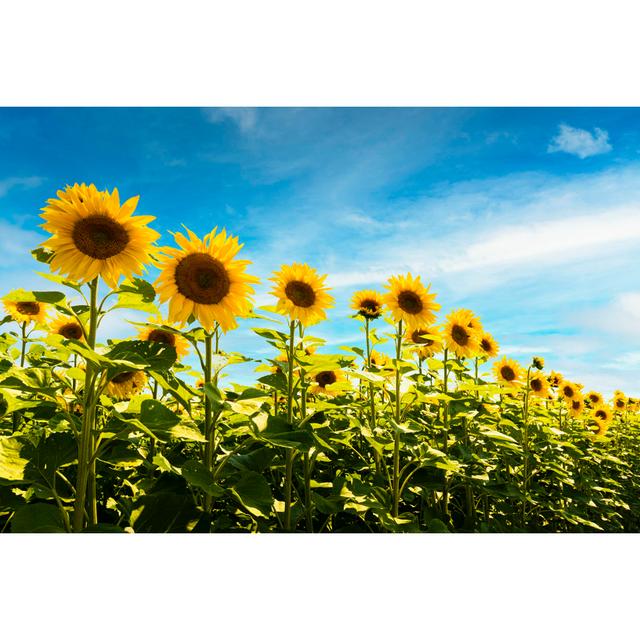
[351,289,384,320]
[532,356,545,371]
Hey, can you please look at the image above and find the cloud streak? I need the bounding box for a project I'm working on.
[547,124,612,158]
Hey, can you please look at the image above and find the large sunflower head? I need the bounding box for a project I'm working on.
[478,332,499,359]
[529,371,550,398]
[443,309,483,359]
[155,227,258,333]
[51,315,84,341]
[3,295,48,325]
[270,263,334,326]
[106,370,147,401]
[308,369,347,397]
[406,325,442,358]
[40,183,159,289]
[383,273,440,329]
[351,289,384,320]
[138,322,189,359]
[493,356,524,386]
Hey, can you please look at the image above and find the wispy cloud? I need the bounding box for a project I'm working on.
[0,176,44,198]
[202,107,258,133]
[547,124,612,159]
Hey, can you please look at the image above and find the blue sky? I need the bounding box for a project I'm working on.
[1,107,640,395]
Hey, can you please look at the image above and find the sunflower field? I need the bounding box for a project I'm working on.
[1,182,639,534]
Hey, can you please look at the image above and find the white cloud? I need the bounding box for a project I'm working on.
[202,107,258,133]
[547,124,612,159]
[0,176,44,197]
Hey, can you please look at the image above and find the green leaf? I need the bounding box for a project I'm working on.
[231,471,273,518]
[11,503,66,533]
[139,399,205,442]
[0,436,29,483]
[181,460,224,497]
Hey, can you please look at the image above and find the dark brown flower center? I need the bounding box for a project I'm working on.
[72,214,129,259]
[397,290,423,315]
[285,280,316,308]
[530,378,543,392]
[59,322,83,340]
[359,299,381,318]
[147,329,176,346]
[595,410,606,420]
[411,329,433,345]
[16,301,40,316]
[589,394,599,403]
[112,371,137,384]
[175,253,230,304]
[616,399,624,408]
[451,324,469,346]
[563,386,574,398]
[315,370,337,387]
[572,400,581,410]
[501,366,516,382]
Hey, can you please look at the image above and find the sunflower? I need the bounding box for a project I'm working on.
[568,394,584,417]
[444,309,482,359]
[406,325,442,358]
[478,332,499,359]
[51,315,85,341]
[559,381,579,401]
[586,391,603,407]
[105,370,147,401]
[138,323,189,359]
[270,263,334,326]
[613,391,627,411]
[155,227,258,333]
[351,289,384,320]
[370,350,392,370]
[3,296,48,325]
[383,273,440,329]
[40,183,159,289]
[593,405,613,426]
[529,371,549,398]
[308,369,346,397]
[548,371,563,388]
[493,356,524,386]
[592,421,609,439]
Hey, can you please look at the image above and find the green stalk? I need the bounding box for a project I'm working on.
[284,320,296,531]
[72,277,99,532]
[521,367,532,530]
[442,347,450,519]
[365,317,381,474]
[19,321,27,367]
[203,332,214,513]
[392,320,403,518]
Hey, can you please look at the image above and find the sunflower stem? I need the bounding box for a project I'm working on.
[203,331,214,513]
[19,321,27,367]
[392,320,403,518]
[365,317,381,475]
[72,277,99,532]
[521,366,532,530]
[442,347,450,520]
[284,320,297,531]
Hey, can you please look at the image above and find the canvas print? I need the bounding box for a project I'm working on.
[0,107,638,533]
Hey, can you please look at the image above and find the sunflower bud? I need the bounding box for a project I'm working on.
[532,356,544,370]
